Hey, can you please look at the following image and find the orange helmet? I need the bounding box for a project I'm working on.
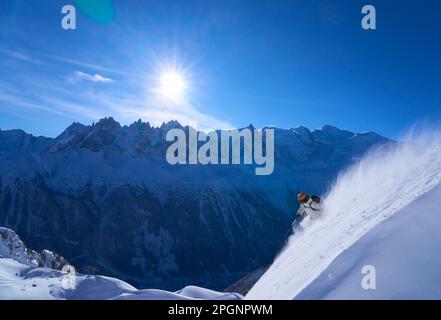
[297,192,309,203]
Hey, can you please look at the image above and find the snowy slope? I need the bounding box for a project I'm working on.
[0,222,243,301]
[246,133,441,300]
[0,258,243,300]
[297,183,441,299]
[0,228,242,300]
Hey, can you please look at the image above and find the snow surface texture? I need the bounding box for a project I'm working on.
[0,228,242,300]
[247,132,441,299]
[297,183,441,299]
[0,258,243,300]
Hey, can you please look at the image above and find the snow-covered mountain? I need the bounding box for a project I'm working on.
[0,257,242,300]
[0,228,241,300]
[246,132,441,299]
[0,227,68,270]
[0,118,389,290]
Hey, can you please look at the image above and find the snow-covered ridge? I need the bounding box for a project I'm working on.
[0,257,243,300]
[247,132,441,299]
[0,228,243,300]
[297,183,441,299]
[0,227,68,270]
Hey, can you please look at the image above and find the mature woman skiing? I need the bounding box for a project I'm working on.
[292,192,322,232]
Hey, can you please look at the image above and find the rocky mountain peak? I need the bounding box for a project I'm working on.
[0,227,69,271]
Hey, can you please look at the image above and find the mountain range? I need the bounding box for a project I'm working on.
[0,118,390,290]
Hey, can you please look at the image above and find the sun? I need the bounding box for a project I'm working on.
[158,71,187,102]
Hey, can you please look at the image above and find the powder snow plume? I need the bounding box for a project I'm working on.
[247,130,441,299]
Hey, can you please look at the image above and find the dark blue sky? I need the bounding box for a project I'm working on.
[0,0,440,138]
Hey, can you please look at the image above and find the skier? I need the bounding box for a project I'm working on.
[292,192,322,232]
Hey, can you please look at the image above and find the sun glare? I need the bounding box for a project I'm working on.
[158,71,187,102]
